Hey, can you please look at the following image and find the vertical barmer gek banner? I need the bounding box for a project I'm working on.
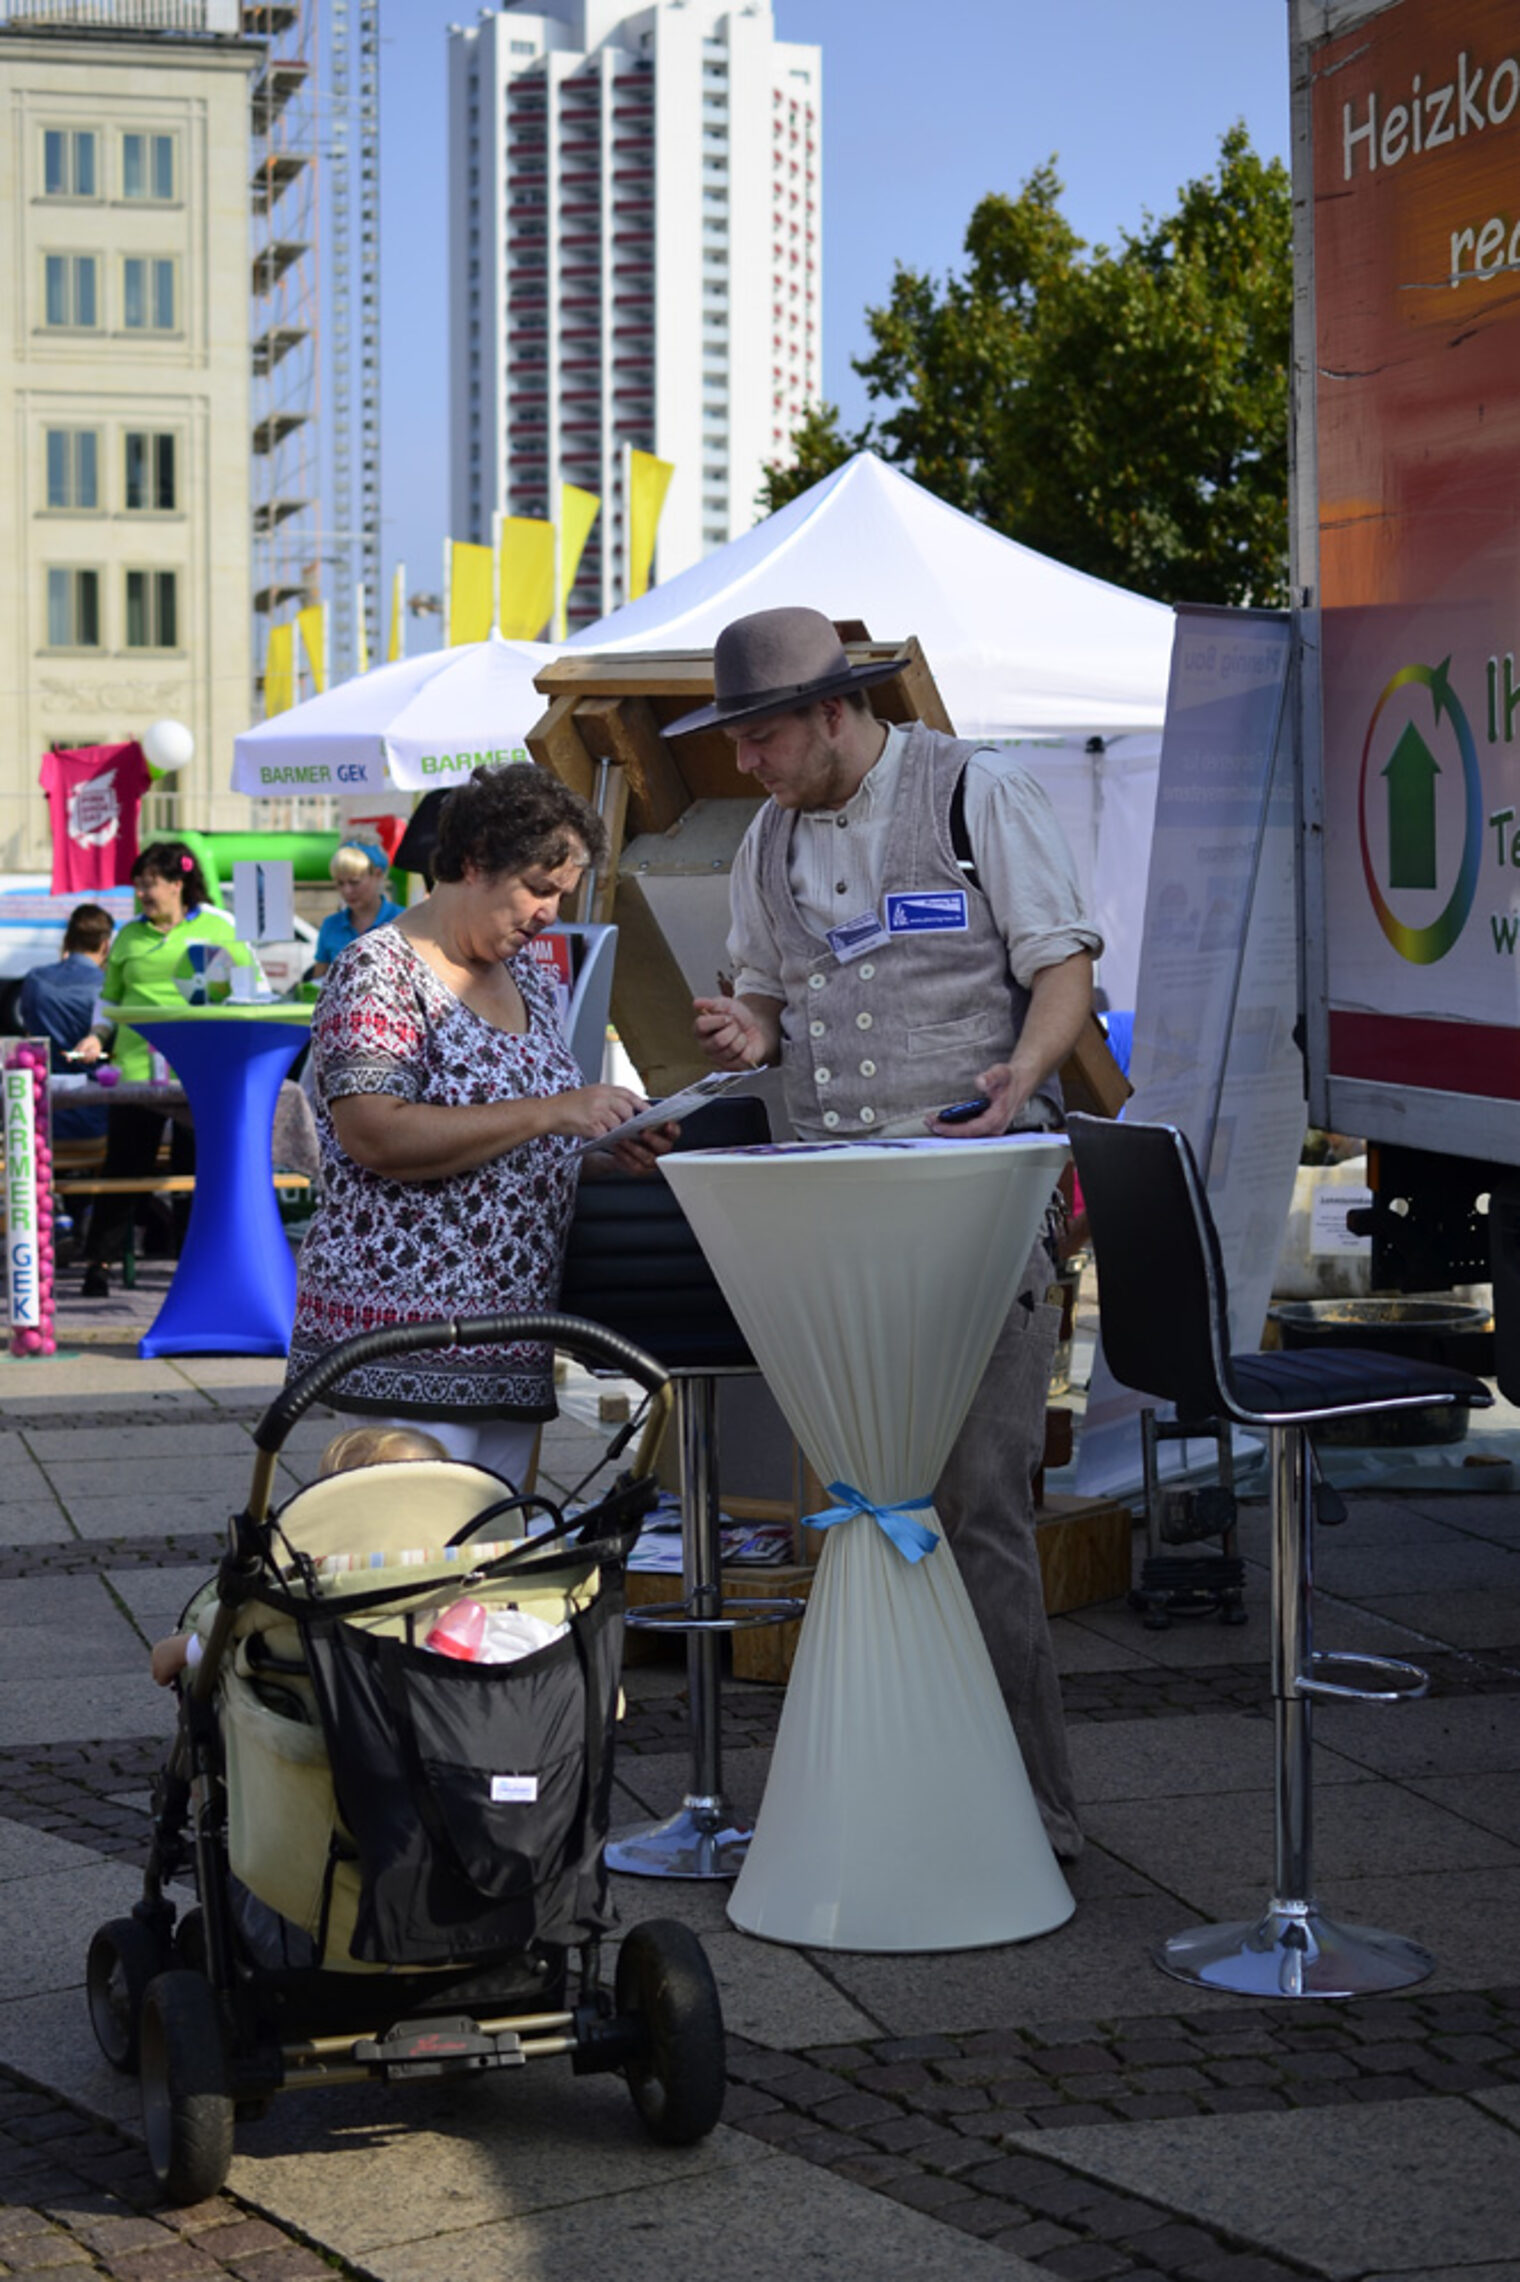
[5,1047,54,1355]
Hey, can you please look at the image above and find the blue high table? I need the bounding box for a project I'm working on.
[117,1004,313,1359]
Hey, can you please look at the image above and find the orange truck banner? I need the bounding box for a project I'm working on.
[1312,0,1520,1098]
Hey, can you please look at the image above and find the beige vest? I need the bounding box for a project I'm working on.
[756,721,1053,1142]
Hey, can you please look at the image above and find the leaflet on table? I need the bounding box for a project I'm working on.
[577,1068,749,1154]
[718,1133,1069,1156]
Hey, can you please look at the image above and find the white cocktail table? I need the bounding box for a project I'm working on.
[661,1135,1076,1954]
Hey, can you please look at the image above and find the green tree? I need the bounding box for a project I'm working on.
[759,128,1290,607]
[756,400,871,516]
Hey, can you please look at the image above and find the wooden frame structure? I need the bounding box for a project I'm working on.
[527,634,1129,1115]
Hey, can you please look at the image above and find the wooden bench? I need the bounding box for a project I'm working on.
[53,1175,311,1196]
[48,1172,311,1288]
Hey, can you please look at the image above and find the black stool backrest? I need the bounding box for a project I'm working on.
[1067,1112,1234,1424]
[558,1095,770,1371]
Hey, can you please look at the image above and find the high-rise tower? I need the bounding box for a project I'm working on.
[448,0,821,632]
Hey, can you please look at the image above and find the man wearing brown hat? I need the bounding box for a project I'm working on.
[674,606,1100,1860]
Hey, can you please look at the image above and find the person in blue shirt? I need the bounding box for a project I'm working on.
[310,843,402,979]
[19,902,114,1138]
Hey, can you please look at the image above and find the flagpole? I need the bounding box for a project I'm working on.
[491,509,503,638]
[442,538,452,649]
[622,440,633,606]
[355,581,368,677]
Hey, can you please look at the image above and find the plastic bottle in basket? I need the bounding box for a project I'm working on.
[423,1598,487,1660]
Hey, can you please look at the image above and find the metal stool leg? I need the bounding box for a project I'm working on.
[1157,1425,1435,1998]
[605,1375,753,1879]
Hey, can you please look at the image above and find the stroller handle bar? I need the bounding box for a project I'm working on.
[254,1312,671,1457]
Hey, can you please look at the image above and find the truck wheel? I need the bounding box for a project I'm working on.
[86,1916,168,2075]
[616,1919,726,2145]
[139,1972,235,2204]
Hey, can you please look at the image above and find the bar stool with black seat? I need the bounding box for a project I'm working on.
[560,1096,804,1880]
[1067,1111,1492,1999]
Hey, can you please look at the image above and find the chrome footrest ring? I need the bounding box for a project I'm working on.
[1295,1649,1429,1705]
[625,1594,808,1635]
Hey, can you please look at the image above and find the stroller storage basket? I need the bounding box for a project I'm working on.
[290,1534,626,1966]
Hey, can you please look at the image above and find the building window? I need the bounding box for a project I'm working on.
[44,254,98,329]
[43,129,97,198]
[124,568,178,650]
[46,567,100,648]
[124,431,176,512]
[45,428,99,511]
[123,257,176,331]
[121,132,175,202]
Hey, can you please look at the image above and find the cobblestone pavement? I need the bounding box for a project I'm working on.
[721,1991,1520,2279]
[7,1326,1520,2278]
[0,2078,333,2281]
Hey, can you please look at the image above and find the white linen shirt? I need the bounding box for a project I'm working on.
[728,724,1101,1000]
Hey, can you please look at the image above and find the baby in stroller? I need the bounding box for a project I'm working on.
[148,1425,450,1686]
[88,1312,726,2204]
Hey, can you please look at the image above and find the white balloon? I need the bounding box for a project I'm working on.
[142,717,194,772]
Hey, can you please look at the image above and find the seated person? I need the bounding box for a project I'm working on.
[19,903,114,1139]
[150,1423,448,1683]
[309,842,402,981]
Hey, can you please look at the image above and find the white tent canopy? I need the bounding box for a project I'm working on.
[570,450,1174,740]
[231,635,557,800]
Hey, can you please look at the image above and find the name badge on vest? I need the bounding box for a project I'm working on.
[826,909,892,963]
[884,890,969,935]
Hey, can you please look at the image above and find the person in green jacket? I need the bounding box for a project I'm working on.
[75,841,252,1296]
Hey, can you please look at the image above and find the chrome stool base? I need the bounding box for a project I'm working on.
[1156,1900,1435,2001]
[606,1374,795,1883]
[605,1797,752,1882]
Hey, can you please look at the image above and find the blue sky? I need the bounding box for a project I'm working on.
[378,0,1291,615]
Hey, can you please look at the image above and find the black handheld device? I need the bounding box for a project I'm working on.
[937,1095,991,1125]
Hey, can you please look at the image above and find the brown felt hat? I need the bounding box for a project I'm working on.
[664,607,902,737]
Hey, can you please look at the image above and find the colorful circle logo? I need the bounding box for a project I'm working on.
[1358,659,1483,965]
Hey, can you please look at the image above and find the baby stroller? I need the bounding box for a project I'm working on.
[86,1311,726,2203]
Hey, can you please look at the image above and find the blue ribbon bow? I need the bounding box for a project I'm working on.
[802,1480,938,1564]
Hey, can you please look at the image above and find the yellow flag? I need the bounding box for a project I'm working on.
[296,602,327,694]
[498,519,555,641]
[387,564,405,663]
[355,582,369,677]
[628,450,675,601]
[557,485,600,639]
[448,541,494,646]
[264,623,295,717]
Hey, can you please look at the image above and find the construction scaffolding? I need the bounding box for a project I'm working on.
[248,0,319,665]
[326,0,379,682]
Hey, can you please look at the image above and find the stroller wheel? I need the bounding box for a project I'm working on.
[87,1916,169,2075]
[139,1971,235,2205]
[615,1919,726,2146]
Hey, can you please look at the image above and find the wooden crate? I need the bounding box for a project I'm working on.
[620,1497,1129,1690]
[1034,1493,1133,1615]
[525,637,1129,1113]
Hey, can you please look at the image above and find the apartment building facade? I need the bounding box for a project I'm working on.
[0,5,260,868]
[448,0,821,629]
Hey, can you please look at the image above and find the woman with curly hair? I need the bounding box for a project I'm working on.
[286,765,667,1484]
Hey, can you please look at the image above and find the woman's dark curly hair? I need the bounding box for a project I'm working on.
[134,840,210,913]
[431,764,608,883]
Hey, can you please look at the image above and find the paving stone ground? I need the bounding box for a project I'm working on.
[5,1296,1520,2278]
